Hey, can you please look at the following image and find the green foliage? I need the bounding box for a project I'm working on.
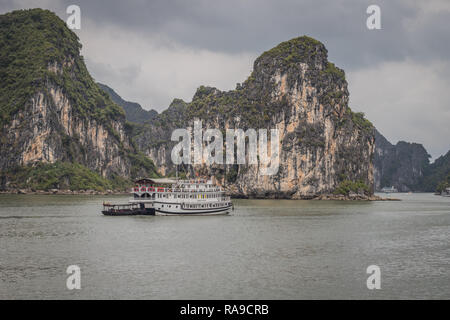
[188,85,278,129]
[333,179,370,195]
[2,161,130,191]
[186,37,349,132]
[0,9,160,188]
[127,152,159,179]
[0,9,124,129]
[215,172,223,182]
[225,166,238,183]
[435,175,450,193]
[320,62,345,81]
[0,9,77,126]
[420,150,450,192]
[257,36,323,67]
[321,90,344,106]
[178,171,187,179]
[152,98,187,128]
[345,109,373,133]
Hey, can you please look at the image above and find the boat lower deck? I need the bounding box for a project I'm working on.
[153,201,232,215]
[101,203,155,216]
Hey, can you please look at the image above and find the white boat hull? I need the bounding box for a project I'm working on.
[154,202,232,216]
[155,209,230,216]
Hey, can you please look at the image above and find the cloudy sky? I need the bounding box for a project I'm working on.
[1,0,449,159]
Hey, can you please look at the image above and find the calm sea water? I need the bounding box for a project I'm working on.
[0,193,449,299]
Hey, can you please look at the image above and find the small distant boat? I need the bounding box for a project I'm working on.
[381,186,398,193]
[101,202,155,216]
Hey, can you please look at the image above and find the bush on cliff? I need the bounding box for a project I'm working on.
[333,179,370,196]
[435,174,450,193]
[1,161,131,191]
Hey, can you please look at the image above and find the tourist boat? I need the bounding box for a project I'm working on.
[101,202,155,216]
[130,178,233,215]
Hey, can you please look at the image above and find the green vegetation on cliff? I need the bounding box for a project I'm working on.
[320,62,345,81]
[348,110,373,133]
[0,9,77,127]
[127,151,159,180]
[421,150,450,192]
[187,36,367,135]
[333,179,370,196]
[2,162,131,191]
[0,151,158,191]
[0,9,125,128]
[435,175,450,193]
[257,36,324,67]
[0,9,159,191]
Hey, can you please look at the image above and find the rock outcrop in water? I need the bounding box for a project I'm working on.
[117,36,375,198]
[0,9,157,191]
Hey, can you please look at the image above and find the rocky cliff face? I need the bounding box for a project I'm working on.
[128,36,375,198]
[2,78,130,177]
[373,130,430,191]
[0,9,157,189]
[135,98,188,177]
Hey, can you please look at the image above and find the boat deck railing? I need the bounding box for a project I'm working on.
[152,197,231,203]
[131,187,223,193]
[102,202,141,213]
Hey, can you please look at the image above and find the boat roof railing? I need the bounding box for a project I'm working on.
[135,178,177,185]
[135,178,213,185]
[103,202,138,208]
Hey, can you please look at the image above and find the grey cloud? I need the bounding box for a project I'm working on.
[87,59,142,86]
[348,59,450,159]
[2,0,449,68]
[21,0,448,69]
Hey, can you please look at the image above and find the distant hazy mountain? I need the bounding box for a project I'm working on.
[98,83,158,124]
[373,129,450,193]
[373,130,430,192]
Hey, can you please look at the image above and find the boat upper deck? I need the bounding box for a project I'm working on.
[132,178,225,194]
